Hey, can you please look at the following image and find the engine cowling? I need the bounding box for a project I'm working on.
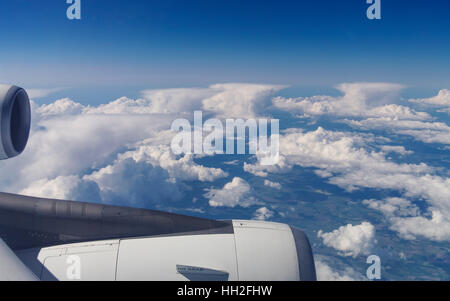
[0,85,31,160]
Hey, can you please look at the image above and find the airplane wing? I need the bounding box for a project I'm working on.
[0,238,37,281]
[0,192,233,251]
[0,192,316,281]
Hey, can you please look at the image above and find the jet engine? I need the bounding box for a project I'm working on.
[0,84,31,160]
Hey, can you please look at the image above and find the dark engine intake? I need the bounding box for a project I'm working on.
[0,85,31,160]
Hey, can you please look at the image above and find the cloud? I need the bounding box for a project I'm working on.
[273,82,426,120]
[387,212,450,242]
[245,127,450,241]
[336,82,404,109]
[253,207,274,220]
[138,83,285,118]
[0,91,232,208]
[272,82,450,145]
[82,157,183,207]
[245,127,431,181]
[437,107,450,114]
[410,89,450,107]
[35,98,84,117]
[315,255,366,281]
[34,83,284,120]
[203,83,286,118]
[19,140,228,208]
[205,177,257,208]
[26,88,63,99]
[140,88,216,114]
[1,83,284,209]
[364,198,450,241]
[345,118,450,144]
[18,138,228,208]
[115,144,228,182]
[380,145,413,155]
[364,197,419,217]
[20,175,101,202]
[7,113,171,190]
[318,222,376,257]
[264,179,282,190]
[83,97,159,115]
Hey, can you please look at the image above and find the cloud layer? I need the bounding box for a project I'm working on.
[1,82,448,280]
[245,126,450,242]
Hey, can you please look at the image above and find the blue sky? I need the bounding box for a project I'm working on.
[0,0,449,104]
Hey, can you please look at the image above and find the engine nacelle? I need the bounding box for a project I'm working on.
[0,190,317,281]
[15,220,316,281]
[0,85,31,160]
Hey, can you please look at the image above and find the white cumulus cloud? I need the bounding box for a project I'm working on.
[318,222,376,257]
[253,207,274,220]
[205,177,257,208]
[263,179,282,190]
[410,89,450,107]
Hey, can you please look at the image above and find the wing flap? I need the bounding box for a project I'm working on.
[0,238,38,281]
